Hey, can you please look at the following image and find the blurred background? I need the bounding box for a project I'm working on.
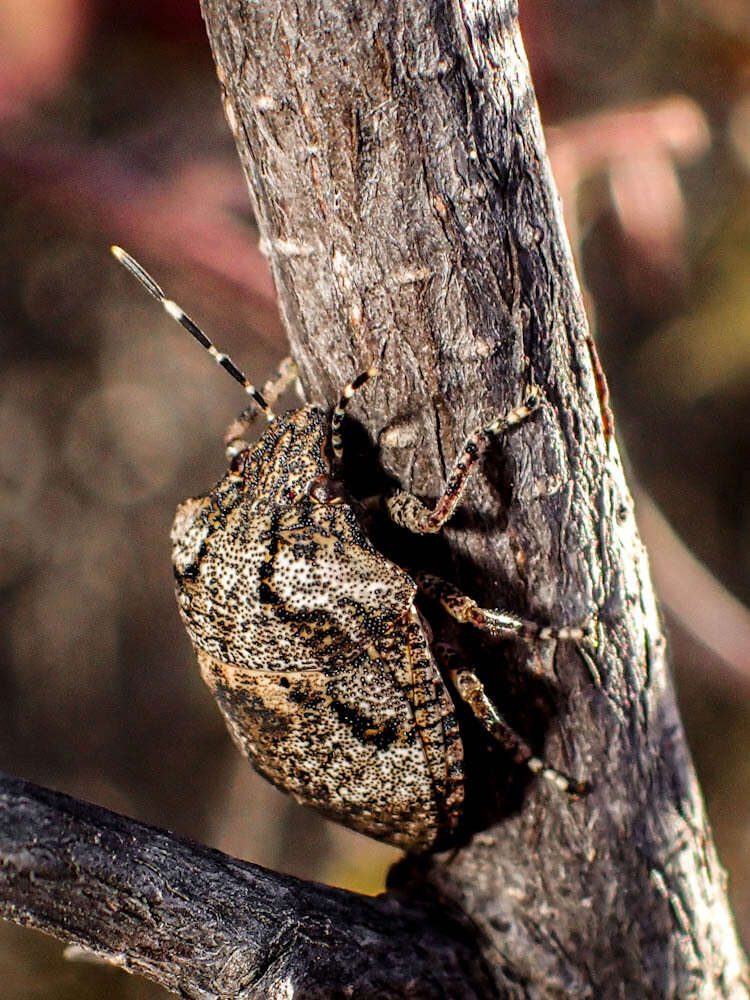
[1,0,749,995]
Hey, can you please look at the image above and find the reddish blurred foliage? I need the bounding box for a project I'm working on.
[0,0,91,118]
[548,96,710,299]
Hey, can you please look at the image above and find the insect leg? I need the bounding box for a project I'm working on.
[223,357,299,457]
[416,572,593,641]
[386,386,541,534]
[434,642,588,796]
[330,366,379,467]
[110,245,275,423]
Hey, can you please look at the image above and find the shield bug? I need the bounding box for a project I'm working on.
[111,246,590,851]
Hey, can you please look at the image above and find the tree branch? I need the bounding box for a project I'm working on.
[197,0,749,995]
[1,0,747,996]
[0,772,489,999]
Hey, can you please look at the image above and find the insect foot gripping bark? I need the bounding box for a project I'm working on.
[111,246,593,853]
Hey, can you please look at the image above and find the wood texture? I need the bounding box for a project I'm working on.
[198,0,749,995]
[0,772,490,999]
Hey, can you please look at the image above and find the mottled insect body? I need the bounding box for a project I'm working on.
[112,246,590,852]
[171,407,463,847]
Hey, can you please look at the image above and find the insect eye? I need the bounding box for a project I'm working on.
[526,390,541,410]
[307,474,347,505]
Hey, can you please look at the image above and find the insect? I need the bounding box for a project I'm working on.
[111,245,590,851]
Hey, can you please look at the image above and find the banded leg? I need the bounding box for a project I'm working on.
[110,246,274,427]
[223,357,299,457]
[417,572,593,641]
[435,643,588,796]
[330,366,379,468]
[386,386,541,534]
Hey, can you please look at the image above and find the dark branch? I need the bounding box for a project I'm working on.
[0,772,490,999]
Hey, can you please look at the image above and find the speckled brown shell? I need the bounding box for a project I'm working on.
[170,406,464,851]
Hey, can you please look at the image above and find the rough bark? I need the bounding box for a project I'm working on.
[1,0,748,997]
[197,0,749,996]
[0,773,489,999]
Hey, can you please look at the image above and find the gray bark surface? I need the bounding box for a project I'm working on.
[0,773,489,998]
[198,0,749,996]
[0,0,747,997]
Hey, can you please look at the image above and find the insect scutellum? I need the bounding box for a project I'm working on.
[110,245,376,467]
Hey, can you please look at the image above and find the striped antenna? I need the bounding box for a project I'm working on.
[330,366,379,464]
[110,246,274,422]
